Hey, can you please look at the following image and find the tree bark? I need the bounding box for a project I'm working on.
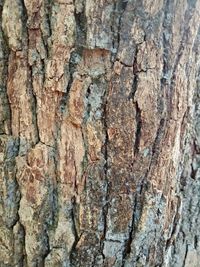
[0,0,200,266]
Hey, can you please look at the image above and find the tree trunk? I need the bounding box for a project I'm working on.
[0,0,200,266]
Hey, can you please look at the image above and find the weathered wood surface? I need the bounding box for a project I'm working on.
[0,0,200,266]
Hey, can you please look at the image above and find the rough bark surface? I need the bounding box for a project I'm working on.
[0,0,200,266]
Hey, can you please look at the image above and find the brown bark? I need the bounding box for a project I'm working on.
[0,0,200,266]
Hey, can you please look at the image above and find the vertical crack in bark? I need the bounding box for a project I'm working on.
[130,45,142,156]
[10,138,27,264]
[57,56,74,121]
[134,101,142,156]
[0,1,11,135]
[130,73,138,100]
[121,201,135,266]
[150,118,165,164]
[182,243,188,267]
[194,235,198,249]
[74,0,87,48]
[165,196,182,250]
[21,0,28,43]
[20,222,27,266]
[80,82,91,188]
[42,227,51,265]
[43,0,53,58]
[100,83,110,261]
[69,196,81,263]
[111,0,128,61]
[7,138,20,228]
[121,180,146,266]
[129,43,140,99]
[29,66,40,145]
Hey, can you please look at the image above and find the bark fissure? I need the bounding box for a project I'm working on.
[74,1,87,48]
[182,244,188,267]
[100,83,110,261]
[134,101,142,155]
[69,197,80,260]
[111,0,128,61]
[0,2,11,135]
[29,66,40,145]
[150,118,165,164]
[165,196,182,250]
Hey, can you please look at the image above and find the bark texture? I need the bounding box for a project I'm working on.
[0,0,200,266]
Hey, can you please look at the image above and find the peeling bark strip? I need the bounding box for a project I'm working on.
[0,0,200,266]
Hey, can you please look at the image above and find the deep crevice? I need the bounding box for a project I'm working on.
[182,244,188,267]
[29,65,40,145]
[134,101,142,155]
[74,1,87,48]
[0,2,12,135]
[121,180,147,267]
[100,85,110,261]
[69,196,81,262]
[151,118,165,160]
[44,0,53,58]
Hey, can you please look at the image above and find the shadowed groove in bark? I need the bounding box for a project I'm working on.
[21,0,29,43]
[134,101,142,155]
[57,51,77,117]
[97,69,111,262]
[43,0,53,57]
[121,180,147,266]
[116,0,128,48]
[0,1,11,135]
[161,0,172,85]
[111,0,128,61]
[41,227,51,265]
[150,118,165,164]
[29,66,40,145]
[129,43,139,100]
[74,0,87,48]
[5,137,20,228]
[182,244,188,267]
[165,196,182,250]
[69,196,81,262]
